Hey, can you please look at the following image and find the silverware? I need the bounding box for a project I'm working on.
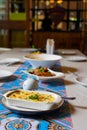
[62,96,76,100]
[39,86,76,100]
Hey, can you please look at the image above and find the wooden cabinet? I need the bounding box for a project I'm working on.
[0,0,30,48]
[32,32,83,51]
[83,1,87,55]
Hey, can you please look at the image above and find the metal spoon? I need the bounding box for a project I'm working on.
[39,86,76,100]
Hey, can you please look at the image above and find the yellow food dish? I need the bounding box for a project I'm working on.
[7,90,55,103]
[4,89,63,110]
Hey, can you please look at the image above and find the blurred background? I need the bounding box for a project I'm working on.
[0,0,87,55]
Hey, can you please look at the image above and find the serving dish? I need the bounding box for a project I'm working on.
[26,67,64,81]
[24,53,62,68]
[2,96,64,115]
[3,89,63,111]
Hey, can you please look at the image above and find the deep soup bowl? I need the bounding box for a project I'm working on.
[24,53,62,68]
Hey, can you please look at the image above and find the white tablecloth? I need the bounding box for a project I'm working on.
[0,48,87,130]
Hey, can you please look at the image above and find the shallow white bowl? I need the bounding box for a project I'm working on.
[24,53,62,68]
[26,68,64,81]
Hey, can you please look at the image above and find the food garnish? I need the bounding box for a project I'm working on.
[28,66,55,76]
[7,90,55,103]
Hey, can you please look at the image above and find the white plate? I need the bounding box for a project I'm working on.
[0,70,12,79]
[0,58,21,64]
[0,47,11,51]
[66,84,87,108]
[64,56,87,61]
[75,75,87,87]
[57,49,76,55]
[4,90,63,111]
[2,94,64,115]
[26,69,64,81]
[21,48,38,52]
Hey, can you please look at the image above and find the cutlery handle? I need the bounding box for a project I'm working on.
[62,97,76,100]
[39,86,76,100]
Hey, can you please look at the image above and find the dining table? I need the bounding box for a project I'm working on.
[0,48,87,130]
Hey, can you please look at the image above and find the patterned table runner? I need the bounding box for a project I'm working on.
[0,61,74,130]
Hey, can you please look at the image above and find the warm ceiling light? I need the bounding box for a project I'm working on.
[57,0,63,4]
[46,1,50,6]
[50,0,63,4]
[50,0,55,3]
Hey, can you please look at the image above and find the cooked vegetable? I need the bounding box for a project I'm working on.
[28,66,55,76]
[7,90,55,103]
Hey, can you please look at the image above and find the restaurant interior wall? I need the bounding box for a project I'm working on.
[0,0,30,48]
[0,0,86,52]
[82,0,87,55]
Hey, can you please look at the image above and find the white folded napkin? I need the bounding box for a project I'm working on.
[46,39,55,54]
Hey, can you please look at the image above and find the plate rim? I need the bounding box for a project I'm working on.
[1,96,64,115]
[58,49,76,55]
[24,54,62,61]
[65,56,87,61]
[0,70,12,79]
[0,58,21,64]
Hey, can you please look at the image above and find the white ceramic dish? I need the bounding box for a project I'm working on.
[75,75,87,87]
[23,78,38,90]
[26,69,64,81]
[0,58,21,65]
[64,56,87,61]
[24,54,62,68]
[2,96,64,115]
[0,70,12,79]
[3,89,63,111]
[0,47,11,51]
[57,49,76,55]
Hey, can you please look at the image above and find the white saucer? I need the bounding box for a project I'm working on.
[0,70,12,79]
[64,56,87,61]
[0,58,21,64]
[57,49,76,55]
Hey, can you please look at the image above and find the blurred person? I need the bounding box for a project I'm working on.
[41,11,52,31]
